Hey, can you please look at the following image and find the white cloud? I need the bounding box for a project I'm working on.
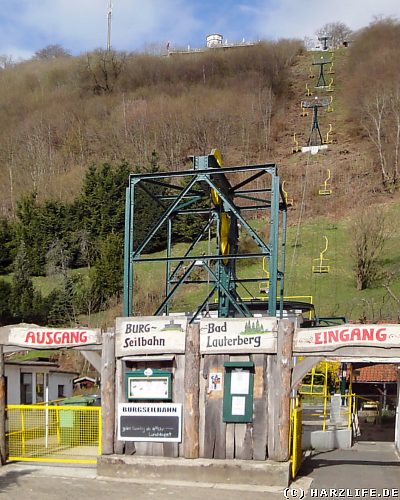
[0,0,200,55]
[253,0,400,40]
[0,0,399,58]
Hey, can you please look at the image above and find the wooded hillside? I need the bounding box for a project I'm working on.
[0,39,302,215]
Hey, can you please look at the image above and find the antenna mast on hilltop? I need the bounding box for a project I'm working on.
[107,0,113,51]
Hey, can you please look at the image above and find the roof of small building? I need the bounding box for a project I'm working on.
[352,364,399,383]
[5,360,78,375]
[73,376,96,384]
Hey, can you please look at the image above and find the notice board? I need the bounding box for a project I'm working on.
[118,403,182,442]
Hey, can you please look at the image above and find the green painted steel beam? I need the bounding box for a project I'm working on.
[132,176,198,257]
[123,186,132,316]
[201,176,270,254]
[201,262,252,318]
[128,164,277,181]
[189,285,218,324]
[132,252,271,263]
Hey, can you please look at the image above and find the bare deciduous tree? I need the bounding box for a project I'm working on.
[316,22,353,49]
[34,44,71,60]
[350,207,390,290]
[84,49,126,95]
[362,86,400,191]
[0,54,14,69]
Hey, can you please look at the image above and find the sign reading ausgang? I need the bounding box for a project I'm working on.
[294,324,400,353]
[8,327,100,348]
[200,318,278,354]
[115,316,187,356]
[118,403,182,442]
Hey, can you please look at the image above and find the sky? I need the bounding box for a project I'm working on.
[0,0,399,60]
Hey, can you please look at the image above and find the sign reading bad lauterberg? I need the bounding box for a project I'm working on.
[115,316,187,357]
[200,317,278,354]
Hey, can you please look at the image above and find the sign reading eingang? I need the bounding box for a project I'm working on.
[294,324,400,353]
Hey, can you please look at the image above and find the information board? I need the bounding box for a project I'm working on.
[126,374,171,401]
[118,403,182,442]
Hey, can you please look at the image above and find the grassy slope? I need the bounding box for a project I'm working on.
[130,200,400,323]
[4,201,398,327]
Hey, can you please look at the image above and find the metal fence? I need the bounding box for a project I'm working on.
[7,405,102,464]
[289,396,303,479]
[300,392,355,431]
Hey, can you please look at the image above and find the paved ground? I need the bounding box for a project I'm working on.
[299,441,400,499]
[0,462,313,500]
[0,423,398,500]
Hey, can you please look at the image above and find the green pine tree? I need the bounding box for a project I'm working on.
[0,280,12,325]
[92,232,123,309]
[11,241,35,322]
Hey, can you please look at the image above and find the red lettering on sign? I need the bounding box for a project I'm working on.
[328,330,339,343]
[25,331,36,343]
[315,332,322,344]
[376,328,387,341]
[21,330,92,346]
[362,328,374,341]
[304,326,391,346]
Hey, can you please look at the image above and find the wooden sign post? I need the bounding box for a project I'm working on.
[0,345,5,465]
[183,324,200,458]
[268,320,294,462]
[101,331,116,455]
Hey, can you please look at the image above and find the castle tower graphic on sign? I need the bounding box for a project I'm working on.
[161,319,184,332]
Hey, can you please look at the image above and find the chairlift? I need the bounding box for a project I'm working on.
[292,133,302,153]
[312,236,330,274]
[259,256,270,295]
[322,124,333,145]
[318,169,333,196]
[282,181,294,206]
[326,95,334,113]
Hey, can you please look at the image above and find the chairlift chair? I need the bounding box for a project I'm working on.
[312,236,330,273]
[318,169,332,196]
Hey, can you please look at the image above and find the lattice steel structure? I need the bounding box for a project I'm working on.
[123,151,288,321]
[302,97,329,146]
[312,56,332,88]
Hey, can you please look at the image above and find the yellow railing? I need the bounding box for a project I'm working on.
[300,393,356,431]
[289,396,303,479]
[6,404,101,464]
[238,295,314,320]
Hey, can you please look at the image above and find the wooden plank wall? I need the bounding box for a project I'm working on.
[114,321,295,461]
[199,353,269,460]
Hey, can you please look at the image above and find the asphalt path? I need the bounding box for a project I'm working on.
[299,441,400,499]
[0,462,313,500]
[1,429,398,500]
